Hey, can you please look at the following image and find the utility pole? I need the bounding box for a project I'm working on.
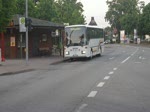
[25,0,29,64]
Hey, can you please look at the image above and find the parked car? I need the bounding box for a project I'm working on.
[104,40,110,44]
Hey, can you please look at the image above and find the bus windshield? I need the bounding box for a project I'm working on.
[65,26,86,46]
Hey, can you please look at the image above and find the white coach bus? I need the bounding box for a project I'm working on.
[64,25,104,59]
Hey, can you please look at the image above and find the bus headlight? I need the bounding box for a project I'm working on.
[65,51,69,55]
[81,51,86,54]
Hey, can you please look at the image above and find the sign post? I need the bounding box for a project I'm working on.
[25,0,29,65]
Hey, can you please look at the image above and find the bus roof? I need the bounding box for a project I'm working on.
[65,25,103,29]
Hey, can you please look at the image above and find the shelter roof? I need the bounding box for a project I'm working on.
[12,14,64,28]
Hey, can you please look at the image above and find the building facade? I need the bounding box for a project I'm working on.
[0,14,64,59]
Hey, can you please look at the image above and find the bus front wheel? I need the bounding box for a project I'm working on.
[97,48,102,57]
[89,50,93,59]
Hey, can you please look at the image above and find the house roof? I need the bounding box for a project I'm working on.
[12,14,64,28]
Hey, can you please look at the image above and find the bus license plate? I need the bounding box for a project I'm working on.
[73,54,78,56]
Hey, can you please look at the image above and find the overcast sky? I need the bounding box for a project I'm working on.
[78,0,149,28]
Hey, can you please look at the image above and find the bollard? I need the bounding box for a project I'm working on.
[0,48,2,65]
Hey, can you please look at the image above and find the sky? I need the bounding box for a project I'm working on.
[78,0,150,28]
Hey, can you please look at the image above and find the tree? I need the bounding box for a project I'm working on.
[104,26,112,40]
[139,3,150,35]
[52,0,85,24]
[0,0,16,61]
[53,0,64,23]
[14,0,85,25]
[0,0,16,33]
[15,0,36,17]
[33,0,57,21]
[60,0,85,24]
[105,0,143,36]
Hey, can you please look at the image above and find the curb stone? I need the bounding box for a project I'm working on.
[0,69,35,76]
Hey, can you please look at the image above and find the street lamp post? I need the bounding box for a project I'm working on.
[25,0,29,64]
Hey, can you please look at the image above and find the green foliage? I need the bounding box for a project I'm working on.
[33,0,56,21]
[0,0,85,32]
[0,0,16,33]
[15,0,25,15]
[15,0,36,16]
[139,3,150,35]
[58,0,85,24]
[0,0,2,18]
[50,0,85,24]
[104,26,112,40]
[120,14,138,34]
[15,0,85,25]
[105,0,142,35]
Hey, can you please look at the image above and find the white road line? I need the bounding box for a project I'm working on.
[97,82,105,87]
[109,57,114,59]
[76,104,88,112]
[109,71,114,75]
[121,56,130,64]
[104,76,110,80]
[131,48,139,56]
[87,91,97,97]
[113,68,118,71]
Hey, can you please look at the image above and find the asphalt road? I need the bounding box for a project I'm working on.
[0,44,150,112]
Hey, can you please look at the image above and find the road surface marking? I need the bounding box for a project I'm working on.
[131,48,139,56]
[109,71,114,75]
[109,57,114,59]
[88,91,97,97]
[97,82,105,87]
[76,104,88,112]
[104,76,110,80]
[121,56,130,64]
[113,68,117,71]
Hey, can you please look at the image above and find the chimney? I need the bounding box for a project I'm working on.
[89,17,97,26]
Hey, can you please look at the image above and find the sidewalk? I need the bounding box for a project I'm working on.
[0,55,66,76]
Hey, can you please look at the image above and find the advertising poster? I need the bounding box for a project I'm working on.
[10,37,15,47]
[120,30,125,43]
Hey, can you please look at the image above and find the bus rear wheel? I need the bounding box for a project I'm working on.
[88,50,93,60]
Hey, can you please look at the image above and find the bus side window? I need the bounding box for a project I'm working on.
[87,34,89,41]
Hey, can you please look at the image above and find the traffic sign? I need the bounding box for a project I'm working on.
[19,17,26,32]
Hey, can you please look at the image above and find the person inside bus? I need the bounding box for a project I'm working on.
[79,34,84,45]
[66,32,71,45]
